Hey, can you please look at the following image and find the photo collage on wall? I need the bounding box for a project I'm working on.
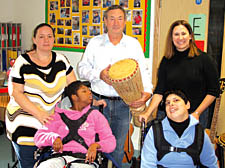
[47,0,146,51]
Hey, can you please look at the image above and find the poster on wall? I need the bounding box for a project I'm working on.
[46,0,151,58]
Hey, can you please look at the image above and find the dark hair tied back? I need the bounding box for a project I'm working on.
[30,23,55,51]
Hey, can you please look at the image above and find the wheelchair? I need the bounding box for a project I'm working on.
[138,119,219,168]
[129,120,149,168]
[33,146,119,168]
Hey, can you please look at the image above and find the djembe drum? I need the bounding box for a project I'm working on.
[108,58,145,127]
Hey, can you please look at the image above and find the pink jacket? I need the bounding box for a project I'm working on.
[34,99,116,154]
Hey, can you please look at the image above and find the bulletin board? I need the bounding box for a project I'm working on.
[45,0,151,58]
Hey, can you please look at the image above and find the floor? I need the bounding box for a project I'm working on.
[0,122,16,168]
[0,121,140,168]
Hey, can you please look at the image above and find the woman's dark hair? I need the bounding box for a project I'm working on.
[164,20,200,59]
[161,90,189,110]
[64,81,84,106]
[27,23,55,52]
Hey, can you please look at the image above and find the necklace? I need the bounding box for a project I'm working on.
[32,52,52,67]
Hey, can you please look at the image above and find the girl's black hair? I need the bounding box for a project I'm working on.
[64,81,84,106]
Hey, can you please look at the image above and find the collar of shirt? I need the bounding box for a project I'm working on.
[163,115,199,133]
[100,33,127,47]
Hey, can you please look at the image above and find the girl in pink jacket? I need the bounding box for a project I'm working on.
[34,81,116,168]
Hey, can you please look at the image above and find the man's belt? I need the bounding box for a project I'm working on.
[92,91,122,101]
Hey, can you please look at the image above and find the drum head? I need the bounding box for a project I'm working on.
[109,58,137,81]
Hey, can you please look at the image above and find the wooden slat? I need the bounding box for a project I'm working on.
[152,0,160,88]
[217,13,225,135]
[0,93,9,108]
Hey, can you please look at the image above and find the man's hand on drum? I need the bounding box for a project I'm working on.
[100,65,112,85]
[86,143,101,163]
[129,91,151,108]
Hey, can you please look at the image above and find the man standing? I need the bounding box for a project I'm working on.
[78,5,152,167]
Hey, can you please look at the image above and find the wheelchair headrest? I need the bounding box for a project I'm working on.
[57,96,72,110]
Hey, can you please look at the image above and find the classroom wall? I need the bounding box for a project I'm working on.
[0,1,14,21]
[0,0,153,90]
[0,0,83,78]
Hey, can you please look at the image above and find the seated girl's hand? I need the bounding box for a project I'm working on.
[53,137,63,152]
[93,99,107,108]
[85,143,101,163]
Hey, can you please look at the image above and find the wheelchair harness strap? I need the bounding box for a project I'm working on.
[64,158,98,168]
[35,108,94,167]
[59,108,94,149]
[152,120,204,166]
